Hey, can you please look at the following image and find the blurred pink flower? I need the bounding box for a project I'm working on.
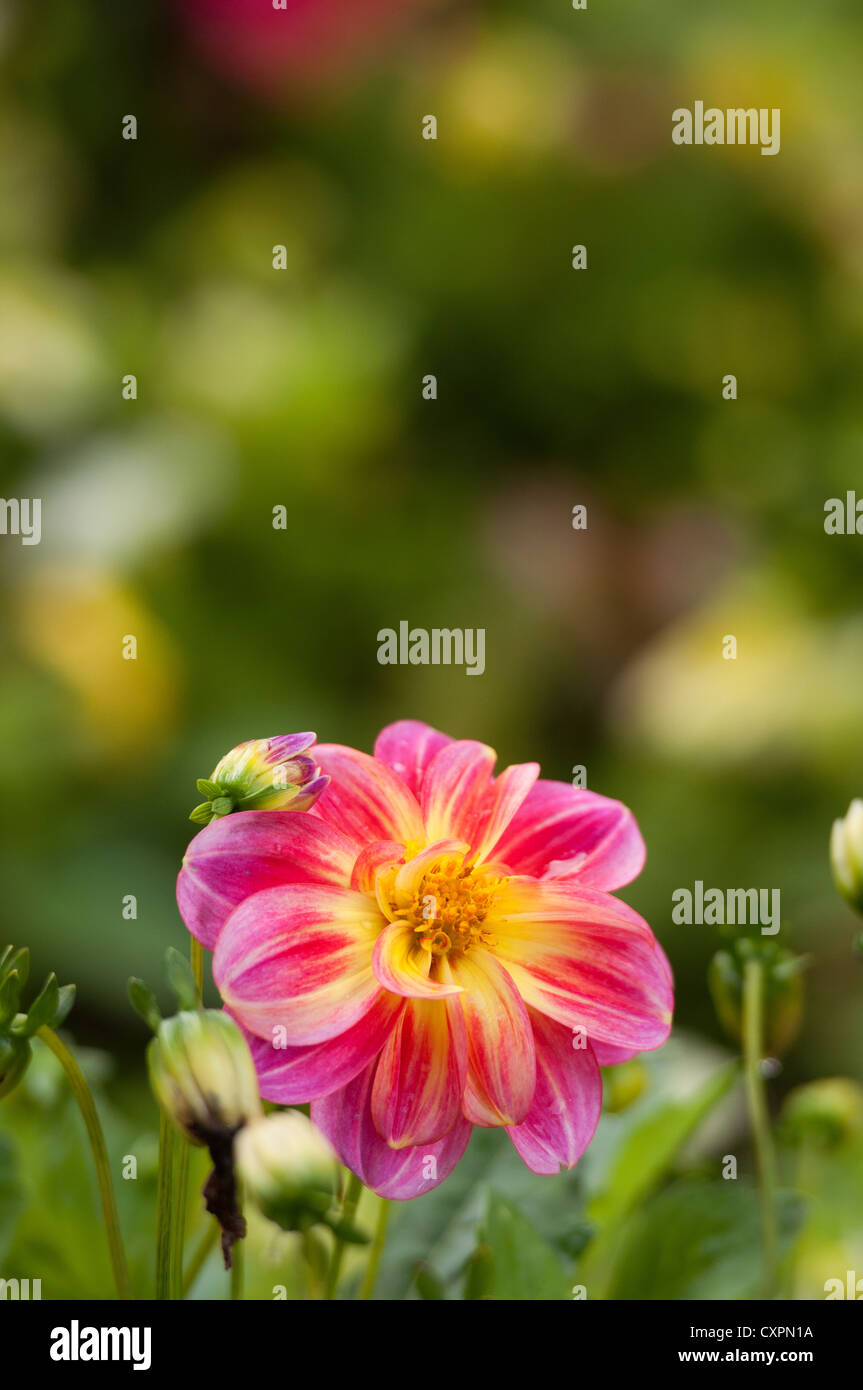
[180,0,417,90]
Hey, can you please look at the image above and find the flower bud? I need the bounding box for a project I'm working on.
[779,1078,863,1151]
[601,1059,648,1114]
[831,800,863,912]
[235,1110,338,1233]
[190,734,328,825]
[708,939,807,1058]
[147,1008,262,1145]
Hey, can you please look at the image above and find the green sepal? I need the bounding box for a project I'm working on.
[128,977,163,1033]
[210,796,234,818]
[0,971,23,1030]
[322,1213,369,1245]
[18,973,59,1037]
[189,802,214,825]
[196,779,223,799]
[53,984,76,1029]
[1,947,29,992]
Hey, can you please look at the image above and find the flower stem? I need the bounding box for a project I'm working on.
[183,1221,219,1297]
[190,937,204,999]
[359,1198,390,1301]
[743,957,779,1298]
[36,1025,132,1301]
[325,1172,363,1299]
[155,1111,178,1299]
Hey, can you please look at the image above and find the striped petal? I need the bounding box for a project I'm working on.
[421,740,497,847]
[491,880,673,1053]
[371,989,467,1148]
[372,919,463,999]
[474,760,540,863]
[312,1059,472,1200]
[233,992,401,1104]
[373,720,453,799]
[508,1011,601,1175]
[451,947,536,1127]
[491,779,645,890]
[213,883,383,1045]
[350,840,404,894]
[311,744,424,847]
[177,810,356,950]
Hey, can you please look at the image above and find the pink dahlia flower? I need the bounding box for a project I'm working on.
[177,721,673,1198]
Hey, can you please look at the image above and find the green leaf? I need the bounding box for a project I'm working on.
[164,947,200,1011]
[482,1193,572,1301]
[606,1181,805,1300]
[587,1060,739,1232]
[128,977,162,1032]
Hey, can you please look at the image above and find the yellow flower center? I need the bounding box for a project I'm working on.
[383,853,503,958]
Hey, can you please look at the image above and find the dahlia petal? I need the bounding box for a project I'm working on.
[508,1011,601,1175]
[451,947,536,1126]
[312,1060,472,1199]
[421,740,497,847]
[177,810,356,950]
[474,760,540,863]
[591,1040,641,1066]
[232,992,401,1104]
[350,840,405,894]
[371,991,467,1148]
[491,880,673,1053]
[372,920,463,999]
[373,720,453,799]
[213,883,382,1045]
[391,838,468,900]
[491,779,645,890]
[311,744,424,846]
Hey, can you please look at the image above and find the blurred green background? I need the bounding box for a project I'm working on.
[1,0,863,1298]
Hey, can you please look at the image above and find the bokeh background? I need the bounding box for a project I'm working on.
[1,0,862,1299]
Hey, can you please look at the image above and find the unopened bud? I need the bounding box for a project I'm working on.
[779,1078,863,1151]
[709,939,807,1057]
[190,734,328,825]
[147,1009,262,1146]
[235,1110,339,1233]
[831,800,863,912]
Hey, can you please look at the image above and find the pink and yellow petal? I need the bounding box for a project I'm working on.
[312,1060,472,1200]
[373,720,453,799]
[177,810,356,950]
[372,919,463,999]
[491,880,673,1053]
[491,780,645,890]
[420,740,497,847]
[451,947,536,1127]
[233,992,402,1104]
[213,883,383,1046]
[508,1011,601,1175]
[473,760,540,863]
[371,992,467,1148]
[311,744,424,847]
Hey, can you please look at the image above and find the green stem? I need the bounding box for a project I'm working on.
[743,958,779,1298]
[325,1172,363,1299]
[230,1186,245,1301]
[190,938,204,999]
[155,1111,179,1299]
[359,1198,390,1301]
[36,1026,132,1301]
[183,1221,219,1297]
